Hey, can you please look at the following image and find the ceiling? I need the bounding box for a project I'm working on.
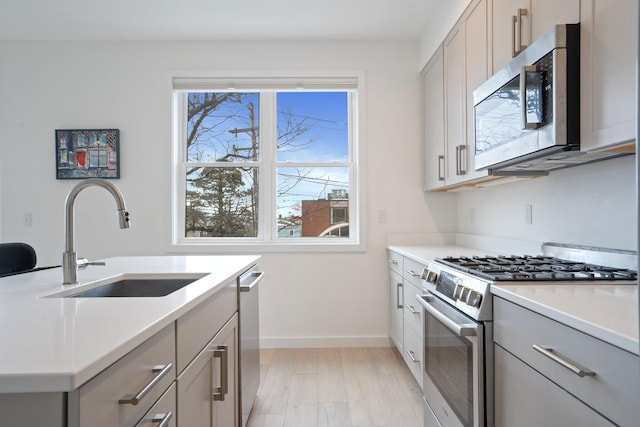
[0,0,438,42]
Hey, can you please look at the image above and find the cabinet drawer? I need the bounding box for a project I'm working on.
[176,279,237,373]
[386,250,403,275]
[403,257,427,288]
[495,345,614,427]
[135,382,176,427]
[402,323,423,388]
[403,281,423,335]
[494,297,640,426]
[73,324,176,427]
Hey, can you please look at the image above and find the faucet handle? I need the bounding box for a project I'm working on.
[77,258,106,269]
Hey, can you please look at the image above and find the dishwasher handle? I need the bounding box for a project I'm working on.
[240,271,264,292]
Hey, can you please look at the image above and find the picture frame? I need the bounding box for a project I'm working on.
[55,129,120,179]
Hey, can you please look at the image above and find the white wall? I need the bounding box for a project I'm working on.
[0,40,455,347]
[457,155,637,251]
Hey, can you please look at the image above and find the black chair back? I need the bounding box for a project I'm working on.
[0,242,37,277]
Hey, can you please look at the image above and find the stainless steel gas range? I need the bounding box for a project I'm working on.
[416,243,637,427]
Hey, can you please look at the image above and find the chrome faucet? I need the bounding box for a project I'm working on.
[62,178,130,284]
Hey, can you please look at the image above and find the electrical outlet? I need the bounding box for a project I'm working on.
[23,212,32,227]
[377,209,386,223]
[525,204,532,225]
[469,207,475,223]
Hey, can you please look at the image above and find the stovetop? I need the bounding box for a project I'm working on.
[436,255,638,282]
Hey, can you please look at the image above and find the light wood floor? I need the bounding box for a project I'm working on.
[246,347,424,427]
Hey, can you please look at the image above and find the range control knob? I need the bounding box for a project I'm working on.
[423,269,438,284]
[466,291,483,308]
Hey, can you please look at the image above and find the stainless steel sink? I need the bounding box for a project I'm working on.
[45,273,208,298]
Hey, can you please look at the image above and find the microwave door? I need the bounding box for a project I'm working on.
[521,65,544,129]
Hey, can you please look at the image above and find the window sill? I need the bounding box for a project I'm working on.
[168,240,366,254]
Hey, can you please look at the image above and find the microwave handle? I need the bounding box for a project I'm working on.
[520,65,543,129]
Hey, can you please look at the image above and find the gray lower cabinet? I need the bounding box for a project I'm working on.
[494,296,640,427]
[387,249,426,388]
[177,314,238,427]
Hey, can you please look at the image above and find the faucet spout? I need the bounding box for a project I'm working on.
[63,178,131,284]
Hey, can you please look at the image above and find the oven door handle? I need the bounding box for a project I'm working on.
[417,294,478,337]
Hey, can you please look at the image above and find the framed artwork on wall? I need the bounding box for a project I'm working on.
[55,129,120,179]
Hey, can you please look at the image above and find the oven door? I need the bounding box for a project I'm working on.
[417,293,485,427]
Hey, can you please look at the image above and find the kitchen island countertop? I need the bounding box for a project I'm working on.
[0,255,259,393]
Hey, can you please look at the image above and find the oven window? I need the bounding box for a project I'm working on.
[425,310,474,426]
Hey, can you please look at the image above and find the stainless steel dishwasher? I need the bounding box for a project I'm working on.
[238,266,264,427]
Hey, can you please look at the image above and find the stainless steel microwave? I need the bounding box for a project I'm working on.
[473,24,581,174]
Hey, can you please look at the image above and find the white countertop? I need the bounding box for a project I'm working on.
[0,255,259,393]
[491,283,639,355]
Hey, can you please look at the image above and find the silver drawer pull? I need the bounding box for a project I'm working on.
[532,345,596,378]
[134,411,173,427]
[119,363,173,405]
[406,350,420,363]
[387,259,398,266]
[152,412,173,427]
[407,270,420,277]
[212,345,229,401]
[406,305,420,316]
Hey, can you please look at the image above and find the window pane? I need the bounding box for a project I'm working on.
[187,92,260,163]
[186,166,258,237]
[276,166,349,238]
[276,92,349,162]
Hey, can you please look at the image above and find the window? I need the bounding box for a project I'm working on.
[172,76,361,249]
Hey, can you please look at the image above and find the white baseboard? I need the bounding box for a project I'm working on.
[260,335,392,349]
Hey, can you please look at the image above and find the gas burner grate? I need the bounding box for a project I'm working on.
[436,255,637,282]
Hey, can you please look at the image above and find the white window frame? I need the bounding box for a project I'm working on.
[170,73,366,253]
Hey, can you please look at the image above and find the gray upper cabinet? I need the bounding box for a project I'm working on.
[580,0,638,152]
[424,0,492,191]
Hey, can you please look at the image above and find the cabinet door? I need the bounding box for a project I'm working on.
[492,0,530,72]
[580,0,637,151]
[530,0,579,41]
[423,45,446,190]
[177,314,239,427]
[388,269,403,351]
[464,0,491,182]
[443,23,466,186]
[494,345,615,427]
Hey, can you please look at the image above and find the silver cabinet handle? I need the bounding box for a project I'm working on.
[212,345,229,401]
[532,345,596,378]
[511,14,518,57]
[517,8,528,52]
[512,8,528,56]
[437,155,445,181]
[240,271,264,292]
[455,146,461,175]
[406,305,420,316]
[406,350,420,363]
[135,411,173,427]
[387,259,398,266]
[406,270,420,277]
[458,145,467,175]
[396,283,403,309]
[119,363,173,405]
[152,412,173,427]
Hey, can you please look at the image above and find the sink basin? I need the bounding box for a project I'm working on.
[45,273,208,298]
